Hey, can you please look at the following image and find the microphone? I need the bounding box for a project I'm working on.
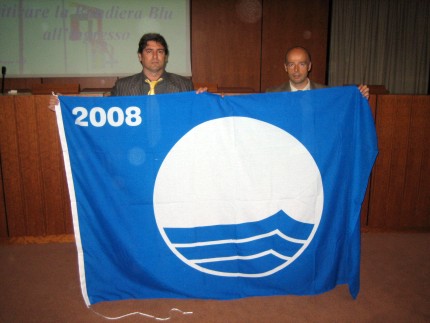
[1,66,5,94]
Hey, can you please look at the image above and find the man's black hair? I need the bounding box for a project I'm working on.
[137,33,169,56]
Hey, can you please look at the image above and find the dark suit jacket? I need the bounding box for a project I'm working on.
[266,80,327,93]
[110,71,194,96]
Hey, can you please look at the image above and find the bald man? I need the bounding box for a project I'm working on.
[266,46,369,98]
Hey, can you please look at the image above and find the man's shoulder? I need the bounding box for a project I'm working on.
[266,82,291,93]
[164,72,192,83]
[116,73,143,84]
[309,81,327,89]
[110,73,144,96]
[163,72,194,91]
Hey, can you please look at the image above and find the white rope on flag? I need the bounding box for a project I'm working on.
[89,307,193,321]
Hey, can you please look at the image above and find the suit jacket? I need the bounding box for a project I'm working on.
[266,80,327,93]
[110,71,194,96]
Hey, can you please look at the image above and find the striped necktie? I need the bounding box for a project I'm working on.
[145,78,163,95]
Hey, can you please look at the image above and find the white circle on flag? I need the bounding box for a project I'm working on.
[153,117,323,277]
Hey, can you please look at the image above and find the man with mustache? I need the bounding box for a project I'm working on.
[49,33,205,110]
[111,33,204,96]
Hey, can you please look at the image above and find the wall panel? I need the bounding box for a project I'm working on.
[360,95,377,227]
[0,159,6,238]
[0,96,72,237]
[0,96,27,236]
[368,95,430,229]
[191,0,262,92]
[261,0,330,92]
[3,78,42,93]
[15,96,47,235]
[0,97,16,238]
[42,77,118,92]
[35,96,73,234]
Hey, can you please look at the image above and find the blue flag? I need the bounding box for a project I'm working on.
[56,86,377,305]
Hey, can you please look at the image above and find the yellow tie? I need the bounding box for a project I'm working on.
[145,78,163,95]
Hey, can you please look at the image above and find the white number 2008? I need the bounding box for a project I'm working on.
[72,106,142,127]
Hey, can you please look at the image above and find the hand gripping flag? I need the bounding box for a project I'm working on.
[56,86,378,305]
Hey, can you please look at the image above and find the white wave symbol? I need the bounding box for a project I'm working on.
[172,229,307,264]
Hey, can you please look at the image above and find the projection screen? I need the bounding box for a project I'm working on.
[0,0,191,77]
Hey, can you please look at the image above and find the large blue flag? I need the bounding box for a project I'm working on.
[56,86,377,306]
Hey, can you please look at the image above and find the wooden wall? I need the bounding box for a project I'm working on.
[3,77,118,94]
[260,0,329,91]
[191,1,262,92]
[191,0,330,93]
[366,95,430,230]
[0,96,73,237]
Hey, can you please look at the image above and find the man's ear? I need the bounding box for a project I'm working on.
[308,62,312,72]
[138,53,142,64]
